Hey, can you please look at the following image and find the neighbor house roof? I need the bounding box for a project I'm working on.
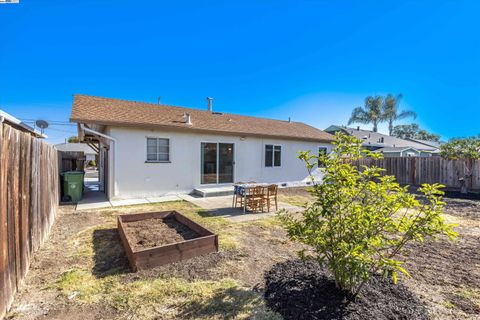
[324,125,438,151]
[55,142,97,155]
[70,95,334,142]
[405,138,442,149]
[374,146,420,153]
[0,109,46,138]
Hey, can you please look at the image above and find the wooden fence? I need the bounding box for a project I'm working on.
[59,151,85,173]
[352,157,480,191]
[0,123,59,319]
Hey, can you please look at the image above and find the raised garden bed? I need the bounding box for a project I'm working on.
[117,211,219,271]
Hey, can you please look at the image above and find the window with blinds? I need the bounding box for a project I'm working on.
[146,138,170,162]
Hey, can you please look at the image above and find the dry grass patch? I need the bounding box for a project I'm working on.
[52,268,279,320]
[8,200,289,319]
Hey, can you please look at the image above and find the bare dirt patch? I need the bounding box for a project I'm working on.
[6,201,288,319]
[6,189,480,320]
[401,197,480,319]
[123,217,200,250]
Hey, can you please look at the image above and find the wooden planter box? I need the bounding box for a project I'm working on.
[117,211,219,272]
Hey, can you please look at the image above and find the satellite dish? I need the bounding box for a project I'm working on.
[35,120,49,133]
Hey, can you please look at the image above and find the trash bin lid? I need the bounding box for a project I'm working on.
[62,171,84,175]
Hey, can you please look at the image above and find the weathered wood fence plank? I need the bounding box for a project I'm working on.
[0,123,58,320]
[352,157,480,191]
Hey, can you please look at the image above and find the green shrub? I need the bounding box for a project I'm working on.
[280,133,457,296]
[88,160,97,167]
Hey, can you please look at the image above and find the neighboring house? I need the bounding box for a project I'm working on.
[0,109,46,138]
[324,125,440,157]
[374,146,423,157]
[55,142,97,162]
[405,138,442,149]
[70,95,334,200]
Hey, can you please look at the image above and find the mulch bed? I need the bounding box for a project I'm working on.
[264,259,429,320]
[123,217,200,250]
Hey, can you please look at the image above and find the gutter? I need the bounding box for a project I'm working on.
[72,120,332,143]
[79,123,116,142]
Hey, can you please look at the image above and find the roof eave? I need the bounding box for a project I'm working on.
[70,118,334,143]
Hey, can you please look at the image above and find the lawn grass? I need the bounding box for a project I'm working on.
[50,200,283,319]
[53,268,279,319]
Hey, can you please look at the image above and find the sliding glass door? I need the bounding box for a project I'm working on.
[201,143,234,184]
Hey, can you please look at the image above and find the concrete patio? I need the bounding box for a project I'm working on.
[179,194,303,222]
[77,185,302,222]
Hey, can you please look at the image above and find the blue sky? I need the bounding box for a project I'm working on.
[1,0,479,144]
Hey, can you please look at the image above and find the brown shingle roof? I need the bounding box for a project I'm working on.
[70,94,334,142]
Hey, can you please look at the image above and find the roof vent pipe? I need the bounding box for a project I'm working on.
[207,97,213,112]
[185,113,192,125]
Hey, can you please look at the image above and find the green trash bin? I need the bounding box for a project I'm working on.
[61,171,85,203]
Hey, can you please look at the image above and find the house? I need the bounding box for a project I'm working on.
[373,146,422,157]
[70,95,334,200]
[405,138,442,149]
[0,109,46,138]
[324,125,440,157]
[55,142,98,162]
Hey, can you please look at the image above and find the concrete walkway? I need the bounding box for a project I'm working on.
[76,177,184,210]
[76,192,184,210]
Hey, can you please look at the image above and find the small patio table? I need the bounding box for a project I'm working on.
[233,183,270,213]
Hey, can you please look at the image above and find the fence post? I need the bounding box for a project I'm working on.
[410,157,416,185]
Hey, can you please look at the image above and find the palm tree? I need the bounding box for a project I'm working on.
[348,96,384,132]
[382,94,416,136]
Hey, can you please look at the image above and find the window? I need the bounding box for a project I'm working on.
[146,138,170,162]
[318,147,328,167]
[265,144,281,167]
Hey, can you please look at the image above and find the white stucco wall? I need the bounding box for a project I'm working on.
[107,126,332,199]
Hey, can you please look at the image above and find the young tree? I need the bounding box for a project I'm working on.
[392,123,440,142]
[348,96,384,132]
[281,133,457,297]
[382,94,416,136]
[441,137,480,193]
[68,136,79,143]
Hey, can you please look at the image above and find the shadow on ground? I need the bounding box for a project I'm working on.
[197,207,245,218]
[177,286,264,319]
[92,228,130,277]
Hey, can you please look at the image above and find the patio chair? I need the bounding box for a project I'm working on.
[263,184,278,212]
[233,183,245,208]
[246,186,267,213]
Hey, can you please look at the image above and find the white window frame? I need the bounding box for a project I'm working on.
[265,144,282,167]
[200,141,236,185]
[146,137,170,163]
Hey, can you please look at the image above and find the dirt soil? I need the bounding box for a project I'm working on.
[401,197,480,319]
[124,217,200,250]
[5,189,480,320]
[264,259,429,320]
